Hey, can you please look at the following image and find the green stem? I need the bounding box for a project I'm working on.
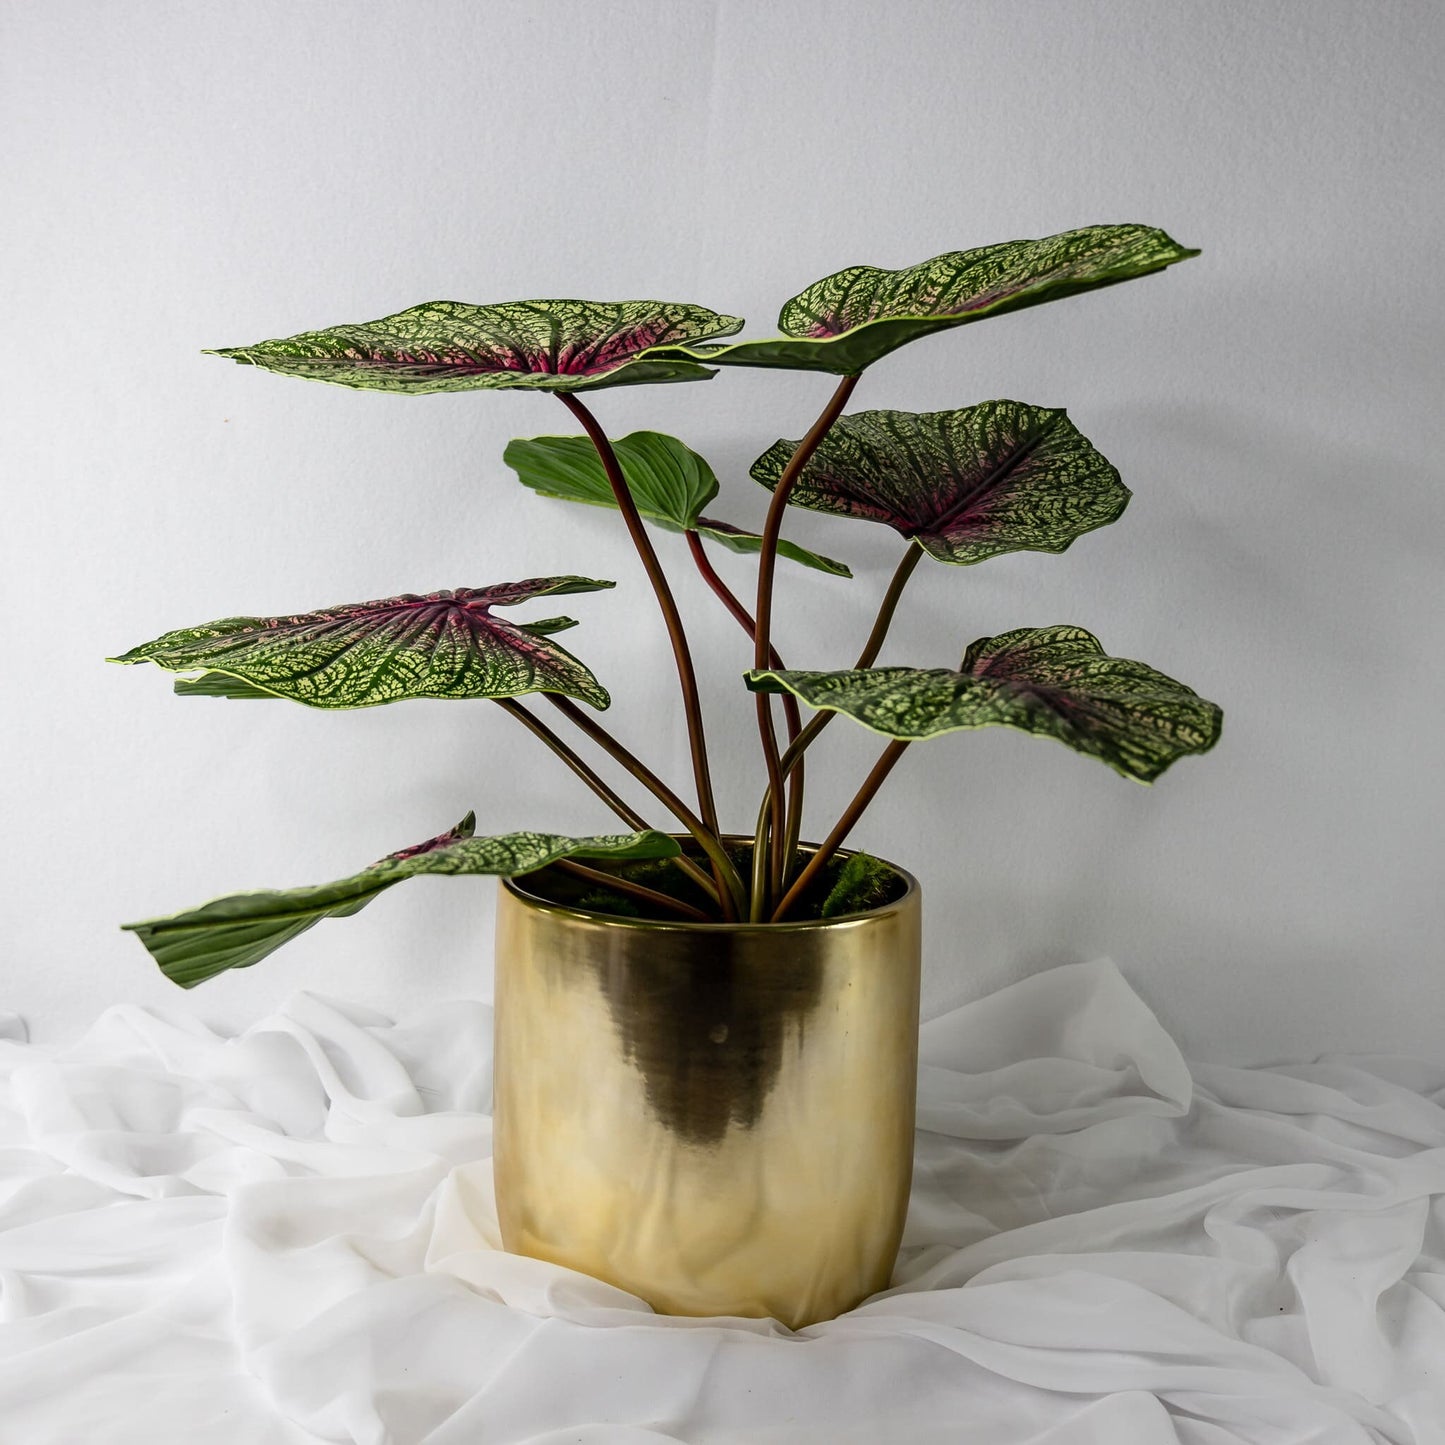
[544,694,747,920]
[494,697,720,908]
[749,790,773,923]
[770,740,911,923]
[558,392,722,844]
[552,858,711,923]
[752,373,860,901]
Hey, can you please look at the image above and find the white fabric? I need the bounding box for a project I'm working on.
[2,958,1442,1445]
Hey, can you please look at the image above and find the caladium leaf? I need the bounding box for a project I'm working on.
[172,614,584,701]
[747,625,1222,783]
[642,225,1197,375]
[207,299,743,394]
[112,577,615,710]
[123,815,681,987]
[504,430,851,577]
[750,403,1127,564]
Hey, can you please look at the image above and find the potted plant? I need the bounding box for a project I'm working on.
[113,223,1222,1328]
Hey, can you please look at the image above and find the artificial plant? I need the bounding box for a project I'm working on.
[114,223,1223,985]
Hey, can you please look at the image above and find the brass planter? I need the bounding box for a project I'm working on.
[492,844,922,1330]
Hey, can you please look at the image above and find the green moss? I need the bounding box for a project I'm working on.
[574,887,641,918]
[819,853,899,918]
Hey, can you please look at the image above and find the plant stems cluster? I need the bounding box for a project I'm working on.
[502,380,918,923]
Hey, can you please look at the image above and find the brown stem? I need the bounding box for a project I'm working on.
[544,695,747,920]
[686,530,805,910]
[855,539,927,670]
[552,858,711,922]
[686,531,790,696]
[558,392,722,842]
[495,697,649,829]
[494,697,719,907]
[752,373,860,899]
[770,740,911,922]
[775,540,926,787]
[749,538,925,894]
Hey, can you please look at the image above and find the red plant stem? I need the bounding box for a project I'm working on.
[685,530,803,746]
[557,392,723,850]
[552,858,712,922]
[775,539,926,786]
[494,697,719,906]
[752,373,860,904]
[494,698,649,830]
[757,372,855,901]
[852,539,926,669]
[770,740,911,922]
[544,694,746,920]
[685,530,805,883]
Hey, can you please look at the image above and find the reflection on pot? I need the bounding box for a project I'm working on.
[588,934,824,1146]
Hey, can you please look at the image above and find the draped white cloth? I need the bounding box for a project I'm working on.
[2,958,1442,1444]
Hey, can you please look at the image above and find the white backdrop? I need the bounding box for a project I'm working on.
[2,0,1441,1058]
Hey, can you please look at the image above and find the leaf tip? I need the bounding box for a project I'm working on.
[556,680,612,711]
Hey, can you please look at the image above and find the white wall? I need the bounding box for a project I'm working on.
[3,0,1441,1060]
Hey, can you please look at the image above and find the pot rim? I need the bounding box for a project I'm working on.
[502,835,920,934]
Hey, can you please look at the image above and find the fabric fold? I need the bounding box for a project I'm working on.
[0,958,1440,1444]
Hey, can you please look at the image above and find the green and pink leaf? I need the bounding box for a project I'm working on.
[123,817,681,987]
[112,577,615,709]
[642,225,1198,375]
[209,300,742,394]
[750,402,1127,564]
[747,625,1222,783]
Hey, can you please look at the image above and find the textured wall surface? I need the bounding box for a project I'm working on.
[3,0,1441,1056]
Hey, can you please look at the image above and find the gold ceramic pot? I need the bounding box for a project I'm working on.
[492,842,922,1330]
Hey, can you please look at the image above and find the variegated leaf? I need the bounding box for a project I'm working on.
[170,614,586,702]
[504,431,851,576]
[123,815,681,987]
[112,577,614,710]
[642,225,1197,374]
[750,403,1127,564]
[747,625,1222,783]
[208,299,743,394]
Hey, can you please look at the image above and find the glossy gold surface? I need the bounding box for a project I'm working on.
[492,846,922,1330]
